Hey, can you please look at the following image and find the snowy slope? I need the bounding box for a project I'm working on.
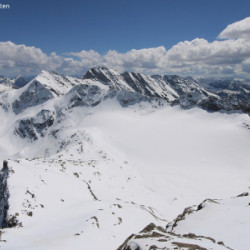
[83,67,134,91]
[198,78,250,112]
[0,76,15,93]
[0,68,250,249]
[118,223,229,250]
[0,80,54,114]
[0,105,168,249]
[168,193,250,250]
[0,99,250,249]
[119,193,250,250]
[122,72,178,101]
[83,68,250,113]
[73,104,250,219]
[33,71,78,97]
[1,154,167,250]
[0,71,84,114]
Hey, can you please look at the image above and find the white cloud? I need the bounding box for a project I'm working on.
[218,17,250,39]
[59,46,168,76]
[166,38,250,64]
[103,47,167,73]
[241,59,250,74]
[164,38,250,77]
[1,17,250,78]
[0,41,48,74]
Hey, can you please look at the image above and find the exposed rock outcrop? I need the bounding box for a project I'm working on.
[15,109,55,141]
[0,161,9,228]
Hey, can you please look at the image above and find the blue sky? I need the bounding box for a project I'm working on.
[1,0,250,77]
[1,0,250,53]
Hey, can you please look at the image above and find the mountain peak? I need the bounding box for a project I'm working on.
[1,68,250,114]
[83,67,133,91]
[83,67,119,81]
[30,70,77,97]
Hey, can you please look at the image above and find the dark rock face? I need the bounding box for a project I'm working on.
[83,67,132,91]
[12,81,54,114]
[163,75,190,96]
[122,72,155,97]
[15,109,55,141]
[163,75,219,109]
[116,90,149,107]
[13,76,28,88]
[84,69,228,112]
[200,79,250,112]
[217,92,250,112]
[67,81,151,108]
[0,161,10,228]
[83,67,111,83]
[198,96,222,112]
[0,162,22,228]
[67,84,105,108]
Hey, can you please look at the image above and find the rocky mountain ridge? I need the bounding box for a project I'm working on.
[1,67,250,115]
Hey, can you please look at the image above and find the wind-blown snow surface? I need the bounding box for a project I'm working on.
[169,195,250,250]
[0,101,250,249]
[80,103,250,214]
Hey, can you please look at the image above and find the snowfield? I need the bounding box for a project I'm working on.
[0,101,250,249]
[0,69,250,249]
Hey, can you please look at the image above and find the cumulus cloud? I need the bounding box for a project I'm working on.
[1,17,250,78]
[58,46,168,76]
[0,41,49,74]
[103,47,167,73]
[166,38,250,64]
[218,17,250,39]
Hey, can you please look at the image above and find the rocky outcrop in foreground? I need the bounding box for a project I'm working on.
[118,193,250,250]
[117,223,229,250]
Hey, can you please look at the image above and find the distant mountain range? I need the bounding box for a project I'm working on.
[1,67,250,114]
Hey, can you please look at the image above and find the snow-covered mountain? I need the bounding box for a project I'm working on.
[0,76,15,93]
[0,67,250,249]
[82,67,250,113]
[199,78,250,112]
[0,75,28,93]
[0,70,90,114]
[82,67,221,110]
[1,67,250,114]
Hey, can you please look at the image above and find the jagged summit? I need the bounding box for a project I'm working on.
[10,80,55,114]
[32,70,77,96]
[83,67,111,81]
[83,67,133,91]
[122,71,179,101]
[0,67,250,114]
[0,71,83,114]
